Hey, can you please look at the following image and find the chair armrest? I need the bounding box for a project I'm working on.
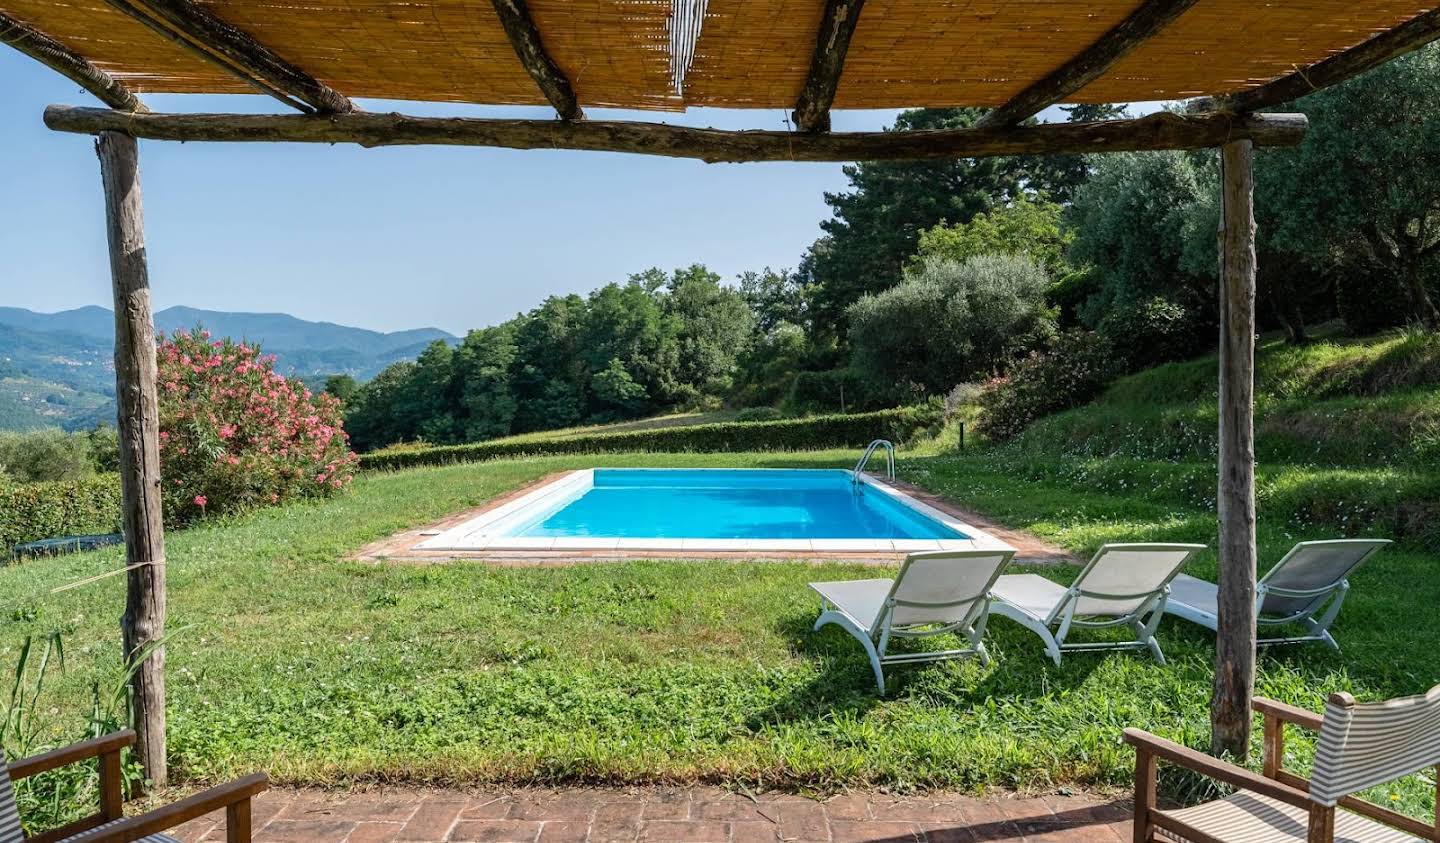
[1254,697,1324,731]
[73,773,269,843]
[1122,728,1313,809]
[7,731,135,780]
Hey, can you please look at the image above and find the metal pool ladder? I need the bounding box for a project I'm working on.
[853,439,895,484]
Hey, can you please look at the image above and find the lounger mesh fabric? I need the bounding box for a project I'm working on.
[1309,684,1440,807]
[1259,541,1387,616]
[888,551,1010,626]
[1156,791,1421,843]
[1068,547,1200,617]
[0,763,21,843]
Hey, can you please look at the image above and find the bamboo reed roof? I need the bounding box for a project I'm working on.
[3,0,1436,111]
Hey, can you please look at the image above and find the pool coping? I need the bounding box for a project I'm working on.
[352,471,1075,566]
[410,468,1016,555]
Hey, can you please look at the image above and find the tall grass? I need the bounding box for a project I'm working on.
[2,634,146,834]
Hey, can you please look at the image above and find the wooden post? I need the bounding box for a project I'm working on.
[1133,745,1157,843]
[1212,138,1258,760]
[98,130,168,788]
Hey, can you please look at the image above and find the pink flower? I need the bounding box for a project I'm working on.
[194,495,208,507]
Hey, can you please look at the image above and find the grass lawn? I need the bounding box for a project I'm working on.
[2,448,1435,817]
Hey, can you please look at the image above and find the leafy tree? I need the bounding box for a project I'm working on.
[323,374,358,404]
[590,357,649,419]
[734,322,810,407]
[848,254,1056,394]
[1018,103,1130,205]
[1067,149,1224,364]
[0,429,96,483]
[345,361,415,450]
[454,325,518,440]
[913,195,1072,277]
[405,341,461,444]
[1257,44,1440,329]
[512,295,587,432]
[661,265,754,401]
[1070,149,1215,320]
[739,267,812,335]
[580,281,678,412]
[802,108,1030,342]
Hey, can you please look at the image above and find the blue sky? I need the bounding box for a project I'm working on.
[0,48,917,336]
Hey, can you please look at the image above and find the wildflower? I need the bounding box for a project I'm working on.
[194,495,207,508]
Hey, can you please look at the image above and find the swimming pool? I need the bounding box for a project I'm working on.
[417,468,1010,553]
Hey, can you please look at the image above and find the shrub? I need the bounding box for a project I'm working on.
[359,407,941,471]
[0,475,121,556]
[1046,268,1100,328]
[976,331,1123,441]
[157,328,358,525]
[1098,295,1212,370]
[734,407,784,422]
[785,369,878,414]
[945,383,986,418]
[848,254,1057,393]
[1336,268,1412,336]
[0,429,98,484]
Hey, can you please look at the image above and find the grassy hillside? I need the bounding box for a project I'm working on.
[918,326,1440,553]
[1012,325,1439,468]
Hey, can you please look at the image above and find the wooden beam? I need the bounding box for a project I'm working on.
[1205,7,1440,113]
[97,130,169,788]
[979,0,1198,128]
[1212,137,1258,761]
[0,13,146,111]
[101,0,352,113]
[792,0,866,132]
[45,106,1307,162]
[490,0,582,121]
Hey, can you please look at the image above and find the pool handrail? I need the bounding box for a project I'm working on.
[853,439,896,483]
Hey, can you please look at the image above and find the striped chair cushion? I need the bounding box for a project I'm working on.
[1156,792,1421,843]
[0,762,21,843]
[1,761,179,843]
[1310,684,1440,806]
[55,817,180,842]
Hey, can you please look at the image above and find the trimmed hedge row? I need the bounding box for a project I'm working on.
[1,475,122,558]
[360,407,942,471]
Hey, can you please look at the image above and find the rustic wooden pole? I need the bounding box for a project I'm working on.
[490,0,583,121]
[0,13,147,111]
[1212,137,1258,760]
[977,0,1198,128]
[792,0,867,133]
[44,107,1308,162]
[99,0,353,113]
[98,130,168,788]
[1204,7,1440,113]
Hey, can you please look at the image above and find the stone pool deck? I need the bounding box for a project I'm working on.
[167,786,1131,842]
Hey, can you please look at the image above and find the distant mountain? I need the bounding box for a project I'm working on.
[0,306,456,431]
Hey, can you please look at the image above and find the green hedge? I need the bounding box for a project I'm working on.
[360,407,941,471]
[1,475,122,558]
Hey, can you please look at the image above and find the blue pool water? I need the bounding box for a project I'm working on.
[505,469,965,540]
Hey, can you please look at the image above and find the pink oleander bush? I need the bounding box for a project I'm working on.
[975,330,1122,442]
[158,328,358,525]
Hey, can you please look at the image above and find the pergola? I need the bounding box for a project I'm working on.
[4,0,1438,789]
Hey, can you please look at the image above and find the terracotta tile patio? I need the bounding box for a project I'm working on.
[164,786,1133,843]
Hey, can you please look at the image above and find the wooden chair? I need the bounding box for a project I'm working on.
[1125,685,1440,843]
[1,730,267,842]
